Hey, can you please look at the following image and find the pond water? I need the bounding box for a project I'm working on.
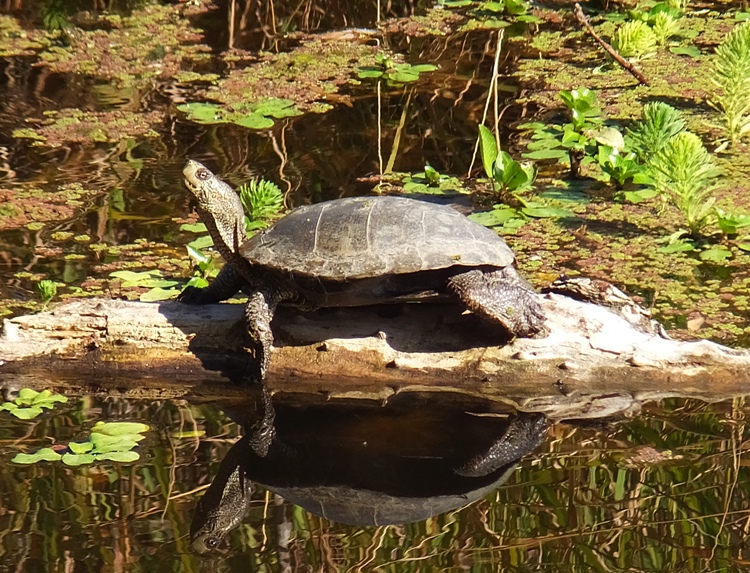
[2,0,750,570]
[0,390,749,571]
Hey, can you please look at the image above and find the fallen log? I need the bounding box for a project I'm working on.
[1,285,749,420]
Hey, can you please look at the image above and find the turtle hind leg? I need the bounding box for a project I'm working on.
[447,267,547,338]
[178,264,244,305]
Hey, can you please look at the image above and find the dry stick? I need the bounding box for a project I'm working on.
[573,3,650,87]
[468,29,504,176]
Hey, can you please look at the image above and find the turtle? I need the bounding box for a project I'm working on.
[190,390,549,552]
[178,160,547,380]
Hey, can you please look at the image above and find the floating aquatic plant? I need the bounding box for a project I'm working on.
[0,388,68,420]
[709,21,750,147]
[358,54,438,84]
[178,98,303,130]
[13,421,150,466]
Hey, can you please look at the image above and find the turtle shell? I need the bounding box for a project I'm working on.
[240,196,515,279]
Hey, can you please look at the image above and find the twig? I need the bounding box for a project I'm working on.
[573,3,650,86]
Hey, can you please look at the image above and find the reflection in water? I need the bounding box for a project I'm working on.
[190,390,549,553]
[1,393,750,570]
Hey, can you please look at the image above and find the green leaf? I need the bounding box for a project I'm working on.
[62,453,96,466]
[616,188,659,203]
[10,407,44,420]
[424,164,441,184]
[234,113,275,130]
[110,270,163,287]
[522,148,568,160]
[478,124,499,180]
[90,434,140,453]
[13,448,62,464]
[187,244,211,266]
[17,388,39,405]
[737,242,750,251]
[93,421,149,436]
[480,1,505,11]
[68,441,94,454]
[96,451,141,463]
[469,207,523,227]
[505,0,529,15]
[177,102,224,124]
[699,247,732,263]
[140,288,179,302]
[31,390,66,405]
[591,127,625,150]
[669,45,701,57]
[658,240,696,253]
[253,98,301,119]
[408,64,438,74]
[357,68,384,78]
[389,71,420,83]
[185,277,209,289]
[188,235,214,250]
[180,222,207,233]
[522,206,574,218]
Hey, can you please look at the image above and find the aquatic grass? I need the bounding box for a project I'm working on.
[709,21,750,147]
[611,20,658,59]
[649,132,721,235]
[626,101,686,161]
[651,11,681,46]
[239,179,284,228]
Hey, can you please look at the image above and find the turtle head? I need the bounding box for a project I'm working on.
[183,160,246,257]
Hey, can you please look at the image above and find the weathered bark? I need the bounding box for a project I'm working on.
[2,294,749,420]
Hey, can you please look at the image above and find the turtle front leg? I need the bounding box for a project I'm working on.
[447,267,547,338]
[244,288,281,382]
[178,264,244,304]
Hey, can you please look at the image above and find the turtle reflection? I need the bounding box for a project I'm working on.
[190,391,549,554]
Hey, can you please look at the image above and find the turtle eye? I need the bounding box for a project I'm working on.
[196,168,211,181]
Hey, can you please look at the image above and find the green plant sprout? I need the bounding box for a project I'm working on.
[238,179,284,232]
[709,21,750,147]
[183,245,219,291]
[178,98,302,130]
[478,124,535,198]
[36,279,57,307]
[715,208,750,237]
[560,88,601,132]
[13,421,149,466]
[597,146,642,189]
[649,132,721,236]
[0,388,68,420]
[358,54,438,84]
[611,20,657,59]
